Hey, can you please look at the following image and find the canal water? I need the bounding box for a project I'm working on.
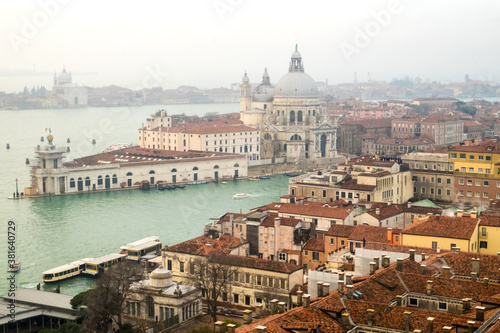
[0,104,289,296]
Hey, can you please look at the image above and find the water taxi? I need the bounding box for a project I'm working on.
[82,253,127,276]
[233,193,251,199]
[8,262,21,272]
[120,236,162,261]
[42,258,93,283]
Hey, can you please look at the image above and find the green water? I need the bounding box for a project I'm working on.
[0,104,288,296]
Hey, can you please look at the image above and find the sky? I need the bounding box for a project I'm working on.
[0,0,499,93]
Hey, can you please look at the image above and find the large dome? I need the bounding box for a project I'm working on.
[274,72,318,98]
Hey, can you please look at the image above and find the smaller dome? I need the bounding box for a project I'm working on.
[242,72,250,84]
[291,50,301,59]
[150,268,173,288]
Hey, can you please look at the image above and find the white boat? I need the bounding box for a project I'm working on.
[8,262,20,272]
[233,193,250,199]
[42,258,93,283]
[120,236,162,261]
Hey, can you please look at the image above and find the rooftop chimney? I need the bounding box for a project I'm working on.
[467,321,475,333]
[373,257,380,270]
[443,326,452,333]
[476,306,485,321]
[471,272,478,281]
[471,211,477,219]
[397,258,403,271]
[426,280,433,296]
[214,321,225,333]
[296,290,303,306]
[387,228,393,243]
[457,209,463,218]
[407,202,412,208]
[242,310,252,324]
[346,273,353,286]
[462,298,470,311]
[472,258,480,276]
[404,311,412,333]
[322,283,330,296]
[338,272,345,282]
[346,285,354,299]
[270,299,278,314]
[484,277,489,289]
[367,309,375,326]
[256,326,267,333]
[376,207,381,215]
[338,280,345,293]
[420,264,427,275]
[226,323,236,333]
[370,262,376,275]
[409,249,415,261]
[442,266,451,279]
[255,304,263,317]
[341,313,351,329]
[396,295,402,306]
[317,281,324,297]
[382,255,390,268]
[421,253,426,261]
[303,294,310,308]
[426,317,434,333]
[278,302,286,314]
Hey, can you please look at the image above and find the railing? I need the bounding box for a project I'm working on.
[34,145,67,153]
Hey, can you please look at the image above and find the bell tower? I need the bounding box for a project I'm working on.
[240,72,252,113]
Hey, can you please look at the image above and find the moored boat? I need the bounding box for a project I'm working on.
[259,175,271,180]
[82,253,127,276]
[120,236,162,261]
[42,258,93,283]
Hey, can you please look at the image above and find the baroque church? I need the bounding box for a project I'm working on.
[239,46,338,166]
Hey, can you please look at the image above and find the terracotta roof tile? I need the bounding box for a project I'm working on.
[165,235,245,256]
[480,214,500,227]
[278,203,354,220]
[402,215,479,240]
[303,238,325,252]
[349,225,394,243]
[326,224,357,237]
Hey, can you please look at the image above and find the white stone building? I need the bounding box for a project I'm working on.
[239,46,339,166]
[52,66,88,106]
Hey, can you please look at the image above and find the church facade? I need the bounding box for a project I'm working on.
[239,46,338,166]
[52,66,88,107]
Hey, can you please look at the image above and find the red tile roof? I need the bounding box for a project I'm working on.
[278,203,354,220]
[165,235,245,256]
[480,214,500,227]
[303,238,325,252]
[402,215,479,240]
[326,224,356,237]
[348,225,394,243]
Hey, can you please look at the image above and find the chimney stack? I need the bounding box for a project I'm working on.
[346,285,354,299]
[382,255,390,268]
[476,306,485,321]
[278,302,286,314]
[472,258,480,276]
[317,281,324,297]
[255,304,263,317]
[426,317,434,333]
[214,321,225,333]
[421,253,426,261]
[242,310,252,324]
[376,207,381,215]
[420,264,427,275]
[226,324,236,333]
[256,326,267,333]
[462,298,470,311]
[467,321,475,333]
[397,258,403,271]
[387,228,393,243]
[296,290,303,306]
[270,299,278,314]
[426,280,433,296]
[341,313,351,329]
[396,295,402,306]
[346,273,353,286]
[457,209,463,217]
[443,326,452,333]
[471,272,478,281]
[484,277,490,289]
[370,262,376,275]
[373,257,380,270]
[367,309,375,326]
[338,272,345,282]
[404,311,412,333]
[409,249,415,261]
[303,294,310,308]
[442,266,451,279]
[322,283,330,296]
[338,280,345,293]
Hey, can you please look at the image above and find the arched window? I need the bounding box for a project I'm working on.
[298,110,303,122]
[193,167,198,171]
[97,175,103,185]
[149,170,155,174]
[112,174,118,184]
[234,163,239,167]
[264,133,272,140]
[69,178,75,188]
[85,176,90,186]
[290,110,295,122]
[290,134,302,141]
[126,172,133,176]
[213,165,219,169]
[171,168,177,172]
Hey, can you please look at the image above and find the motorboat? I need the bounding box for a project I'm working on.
[233,193,250,199]
[8,262,20,272]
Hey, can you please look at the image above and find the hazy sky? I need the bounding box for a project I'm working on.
[1,0,499,92]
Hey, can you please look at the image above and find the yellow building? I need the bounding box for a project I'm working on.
[449,140,500,205]
[478,214,500,255]
[401,215,480,253]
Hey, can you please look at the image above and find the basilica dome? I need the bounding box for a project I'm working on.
[57,67,72,86]
[253,68,275,102]
[274,46,318,98]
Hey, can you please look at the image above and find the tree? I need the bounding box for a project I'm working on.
[82,261,141,332]
[192,253,238,323]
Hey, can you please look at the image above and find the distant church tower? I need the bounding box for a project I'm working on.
[240,72,251,112]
